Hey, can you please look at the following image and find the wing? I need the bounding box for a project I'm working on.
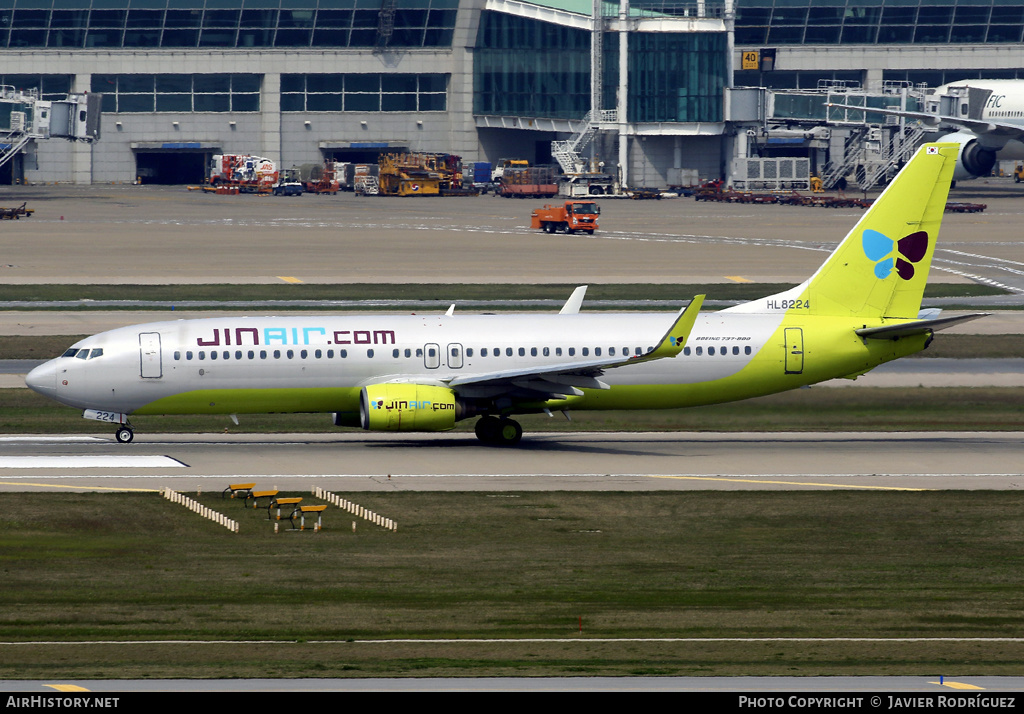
[447,295,705,401]
[826,102,1024,140]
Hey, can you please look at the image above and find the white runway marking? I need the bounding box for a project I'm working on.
[0,436,104,443]
[0,456,185,469]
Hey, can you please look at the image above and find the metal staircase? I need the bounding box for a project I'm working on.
[859,122,929,189]
[551,109,617,174]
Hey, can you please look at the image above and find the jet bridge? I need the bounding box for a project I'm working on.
[0,87,101,181]
[735,82,930,191]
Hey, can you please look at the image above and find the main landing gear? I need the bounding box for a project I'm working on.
[474,415,523,446]
[115,424,134,443]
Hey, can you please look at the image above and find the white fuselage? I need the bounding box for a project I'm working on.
[27,311,795,416]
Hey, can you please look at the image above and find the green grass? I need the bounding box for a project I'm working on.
[0,281,1008,308]
[3,491,1024,678]
[2,386,1023,435]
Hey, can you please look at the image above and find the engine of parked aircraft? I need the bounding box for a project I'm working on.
[359,383,459,431]
[940,131,998,181]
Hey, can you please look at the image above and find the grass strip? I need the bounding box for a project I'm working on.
[3,491,1024,677]
[0,282,1007,307]
[2,387,1023,435]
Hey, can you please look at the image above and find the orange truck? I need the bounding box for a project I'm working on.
[530,200,600,234]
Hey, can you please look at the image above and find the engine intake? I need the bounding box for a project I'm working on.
[940,131,997,181]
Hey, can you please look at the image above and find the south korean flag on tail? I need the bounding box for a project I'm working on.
[926,146,939,154]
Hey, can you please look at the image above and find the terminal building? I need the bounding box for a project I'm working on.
[1,0,1023,186]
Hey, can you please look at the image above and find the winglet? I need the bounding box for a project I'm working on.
[631,294,705,363]
[559,285,588,315]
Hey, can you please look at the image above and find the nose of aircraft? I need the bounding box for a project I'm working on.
[25,360,58,396]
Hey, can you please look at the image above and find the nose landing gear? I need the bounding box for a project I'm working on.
[115,425,134,444]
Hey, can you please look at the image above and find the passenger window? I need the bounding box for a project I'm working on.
[274,350,281,359]
[582,347,589,356]
[595,347,601,356]
[315,349,322,358]
[709,347,715,355]
[174,351,181,361]
[518,347,525,356]
[732,346,739,355]
[467,348,473,357]
[287,350,294,359]
[556,347,562,356]
[340,349,348,358]
[481,348,488,357]
[569,347,575,356]
[530,347,537,357]
[235,350,243,360]
[211,351,218,360]
[745,346,752,355]
[248,350,255,359]
[683,347,691,356]
[405,348,412,358]
[186,351,193,360]
[543,347,549,357]
[260,350,267,359]
[327,350,334,358]
[199,352,206,360]
[367,349,374,358]
[300,350,308,359]
[506,348,513,357]
[696,346,703,356]
[393,349,400,358]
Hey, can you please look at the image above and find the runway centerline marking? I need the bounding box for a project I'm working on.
[646,475,931,491]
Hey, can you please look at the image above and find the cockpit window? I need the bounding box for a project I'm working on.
[89,348,103,359]
[62,348,79,358]
[75,350,90,360]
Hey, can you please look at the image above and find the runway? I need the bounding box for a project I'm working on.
[1,431,1021,492]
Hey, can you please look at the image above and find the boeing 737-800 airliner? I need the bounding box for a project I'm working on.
[26,143,984,445]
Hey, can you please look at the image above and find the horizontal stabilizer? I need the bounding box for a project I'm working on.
[855,313,988,339]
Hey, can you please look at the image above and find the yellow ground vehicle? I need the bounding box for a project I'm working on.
[378,152,473,196]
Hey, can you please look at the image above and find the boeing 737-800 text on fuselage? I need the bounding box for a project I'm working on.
[26,143,984,445]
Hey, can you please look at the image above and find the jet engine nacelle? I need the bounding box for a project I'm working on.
[939,131,998,182]
[359,383,459,432]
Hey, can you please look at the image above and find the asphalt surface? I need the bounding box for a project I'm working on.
[1,431,1021,493]
[1,179,1024,292]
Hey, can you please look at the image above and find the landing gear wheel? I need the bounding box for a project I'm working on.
[115,426,134,444]
[495,418,522,446]
[475,416,500,442]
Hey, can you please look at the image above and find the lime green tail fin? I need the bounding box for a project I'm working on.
[729,142,958,319]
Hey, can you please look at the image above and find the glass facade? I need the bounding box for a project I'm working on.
[473,11,590,120]
[475,11,725,123]
[624,32,726,122]
[0,0,457,49]
[90,74,260,112]
[735,1,1024,45]
[0,74,72,100]
[281,73,447,111]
